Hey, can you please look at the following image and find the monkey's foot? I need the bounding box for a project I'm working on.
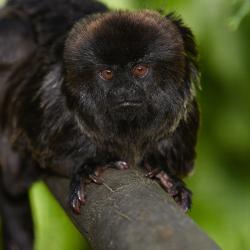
[146,167,192,212]
[69,161,128,214]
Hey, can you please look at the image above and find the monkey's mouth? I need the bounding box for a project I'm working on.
[117,101,142,108]
[112,101,143,110]
[109,101,145,122]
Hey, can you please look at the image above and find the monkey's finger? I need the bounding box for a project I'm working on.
[112,161,129,170]
[145,168,161,178]
[88,174,103,184]
[156,171,174,190]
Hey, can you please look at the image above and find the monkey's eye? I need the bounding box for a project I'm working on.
[99,69,114,81]
[132,64,149,78]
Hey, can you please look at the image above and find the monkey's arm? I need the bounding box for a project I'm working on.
[143,99,199,211]
[159,99,199,177]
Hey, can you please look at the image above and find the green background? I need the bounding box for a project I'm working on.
[1,0,250,250]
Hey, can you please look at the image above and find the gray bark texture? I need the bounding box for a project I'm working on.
[45,167,221,250]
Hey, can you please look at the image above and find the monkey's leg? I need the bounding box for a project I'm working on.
[144,161,192,212]
[0,186,34,250]
[69,161,129,214]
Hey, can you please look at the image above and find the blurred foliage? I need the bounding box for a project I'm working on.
[229,0,250,30]
[30,183,90,250]
[1,0,250,250]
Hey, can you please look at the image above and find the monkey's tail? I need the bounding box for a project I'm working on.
[0,168,34,250]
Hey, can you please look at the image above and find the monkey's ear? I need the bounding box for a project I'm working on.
[166,13,201,90]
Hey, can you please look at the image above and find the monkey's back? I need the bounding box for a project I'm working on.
[0,0,107,76]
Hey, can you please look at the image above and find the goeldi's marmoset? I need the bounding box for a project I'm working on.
[0,0,200,249]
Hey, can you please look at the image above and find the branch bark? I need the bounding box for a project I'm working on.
[45,167,220,250]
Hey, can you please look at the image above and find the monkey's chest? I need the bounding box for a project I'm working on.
[98,140,145,167]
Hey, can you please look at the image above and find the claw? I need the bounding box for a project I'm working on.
[77,180,86,205]
[70,175,86,214]
[71,196,82,215]
[174,187,192,212]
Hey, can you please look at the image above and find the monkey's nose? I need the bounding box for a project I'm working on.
[108,86,144,106]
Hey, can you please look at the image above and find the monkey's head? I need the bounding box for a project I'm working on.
[63,11,199,142]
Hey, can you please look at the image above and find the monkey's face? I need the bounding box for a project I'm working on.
[63,11,198,141]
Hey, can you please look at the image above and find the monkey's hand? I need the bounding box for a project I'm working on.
[69,161,129,214]
[144,162,192,212]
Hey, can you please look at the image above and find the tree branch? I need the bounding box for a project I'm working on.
[45,167,220,250]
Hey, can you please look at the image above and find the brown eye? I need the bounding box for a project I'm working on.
[99,69,113,81]
[132,64,149,78]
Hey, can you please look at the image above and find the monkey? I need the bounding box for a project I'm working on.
[0,0,200,249]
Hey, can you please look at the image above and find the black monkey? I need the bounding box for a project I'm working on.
[0,0,200,249]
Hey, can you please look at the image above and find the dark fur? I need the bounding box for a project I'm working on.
[0,1,200,249]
